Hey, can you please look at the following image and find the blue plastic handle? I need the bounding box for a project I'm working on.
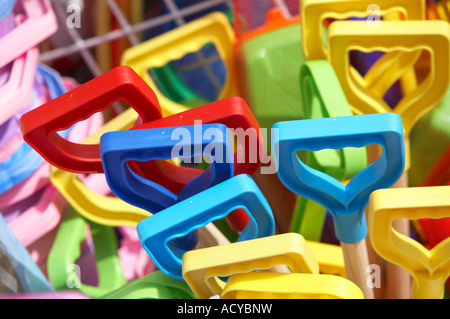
[1,64,70,194]
[136,174,275,280]
[36,64,68,98]
[272,113,405,244]
[101,123,235,251]
[100,123,234,213]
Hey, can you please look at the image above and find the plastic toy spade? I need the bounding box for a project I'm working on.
[1,64,72,195]
[220,272,364,299]
[234,8,306,130]
[182,233,319,299]
[100,124,234,214]
[20,66,163,174]
[121,11,237,117]
[136,174,275,281]
[291,60,367,242]
[272,113,406,298]
[49,95,261,234]
[132,96,266,232]
[300,0,425,61]
[47,206,127,298]
[183,232,348,299]
[0,0,58,69]
[0,45,38,126]
[368,186,450,299]
[49,108,151,228]
[100,271,196,299]
[100,123,234,252]
[328,20,450,173]
[328,19,450,298]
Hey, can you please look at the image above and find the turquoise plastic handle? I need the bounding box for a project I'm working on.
[272,113,405,244]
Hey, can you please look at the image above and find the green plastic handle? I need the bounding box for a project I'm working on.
[47,206,127,298]
[100,271,196,299]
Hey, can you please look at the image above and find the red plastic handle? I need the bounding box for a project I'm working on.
[20,66,163,173]
[134,96,264,176]
[132,96,264,231]
[418,145,450,250]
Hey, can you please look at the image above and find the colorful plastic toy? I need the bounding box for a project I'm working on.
[7,185,66,248]
[49,108,152,228]
[291,60,367,241]
[0,0,57,69]
[121,11,237,117]
[100,123,234,213]
[182,233,319,299]
[301,0,425,61]
[368,186,450,299]
[272,113,406,298]
[20,65,163,174]
[221,272,364,299]
[328,20,450,171]
[100,271,196,299]
[137,174,275,281]
[50,97,258,232]
[234,8,305,130]
[101,123,235,251]
[1,64,71,195]
[117,227,156,281]
[0,104,103,212]
[133,96,266,232]
[47,206,128,298]
[0,46,38,126]
[326,9,446,300]
[273,113,405,244]
[133,96,264,192]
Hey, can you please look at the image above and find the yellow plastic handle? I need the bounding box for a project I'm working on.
[50,108,151,227]
[221,272,364,299]
[300,0,426,60]
[368,186,450,299]
[121,12,238,117]
[306,240,346,277]
[182,233,320,299]
[328,20,450,171]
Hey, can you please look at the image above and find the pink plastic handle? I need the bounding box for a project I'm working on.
[0,70,46,155]
[0,47,39,126]
[0,0,57,69]
[0,101,103,211]
[8,185,67,247]
[118,227,156,281]
[3,110,104,246]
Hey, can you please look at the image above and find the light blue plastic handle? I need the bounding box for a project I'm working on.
[136,174,275,280]
[272,113,405,244]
